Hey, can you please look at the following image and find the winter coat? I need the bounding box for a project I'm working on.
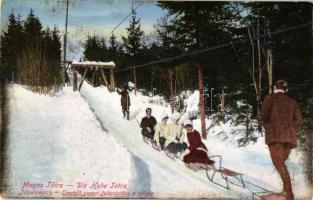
[164,123,183,147]
[183,129,214,165]
[260,92,302,147]
[185,129,207,153]
[117,89,130,108]
[154,121,167,145]
[140,116,157,131]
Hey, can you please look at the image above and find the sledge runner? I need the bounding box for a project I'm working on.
[182,120,215,169]
[154,113,168,150]
[140,108,157,140]
[261,80,302,200]
[117,84,131,120]
[164,114,187,156]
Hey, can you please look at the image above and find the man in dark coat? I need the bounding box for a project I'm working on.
[117,84,130,120]
[140,108,157,139]
[261,80,302,200]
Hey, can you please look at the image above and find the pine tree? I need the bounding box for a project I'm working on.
[108,34,118,61]
[121,12,144,58]
[24,9,42,49]
[119,11,146,88]
[84,35,105,61]
[99,37,108,61]
[0,12,24,81]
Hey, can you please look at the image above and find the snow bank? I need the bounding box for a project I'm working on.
[72,61,115,67]
[6,84,132,198]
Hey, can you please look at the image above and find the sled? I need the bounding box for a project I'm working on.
[164,148,182,160]
[252,191,286,200]
[185,163,215,172]
[142,136,162,151]
[205,155,245,190]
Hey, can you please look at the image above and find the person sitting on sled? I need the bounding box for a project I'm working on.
[182,119,214,168]
[117,84,131,120]
[154,113,168,150]
[140,108,157,139]
[164,113,187,154]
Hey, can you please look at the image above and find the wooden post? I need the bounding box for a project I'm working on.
[110,69,115,91]
[169,67,174,114]
[221,87,225,122]
[78,68,88,91]
[63,0,69,85]
[198,66,206,139]
[91,67,96,86]
[266,19,273,95]
[73,66,77,91]
[100,69,110,91]
[267,49,273,94]
[134,69,137,96]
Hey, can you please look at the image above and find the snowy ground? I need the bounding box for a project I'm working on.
[6,85,132,198]
[4,82,311,199]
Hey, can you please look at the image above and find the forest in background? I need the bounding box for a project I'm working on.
[81,2,312,150]
[1,2,312,153]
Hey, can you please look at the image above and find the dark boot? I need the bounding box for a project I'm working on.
[159,137,165,150]
[127,111,129,120]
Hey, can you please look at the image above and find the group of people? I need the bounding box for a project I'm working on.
[118,79,302,200]
[139,107,215,167]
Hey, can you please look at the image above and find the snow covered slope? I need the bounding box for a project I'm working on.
[79,82,310,199]
[79,84,247,199]
[6,85,132,198]
[5,82,311,199]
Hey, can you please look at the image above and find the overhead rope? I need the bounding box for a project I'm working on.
[115,20,313,73]
[109,1,144,36]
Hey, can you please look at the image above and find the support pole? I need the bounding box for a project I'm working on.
[63,0,69,85]
[110,69,115,91]
[266,19,273,94]
[267,49,273,94]
[221,87,225,122]
[78,68,88,91]
[170,67,174,114]
[91,67,96,86]
[100,69,110,91]
[134,69,137,96]
[198,66,206,139]
[73,67,77,91]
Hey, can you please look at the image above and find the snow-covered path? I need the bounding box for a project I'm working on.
[5,82,311,199]
[79,82,311,199]
[79,83,252,199]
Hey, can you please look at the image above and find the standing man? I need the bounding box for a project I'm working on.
[261,80,302,200]
[117,84,131,120]
[140,108,157,139]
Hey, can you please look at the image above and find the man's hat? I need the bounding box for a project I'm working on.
[275,80,288,90]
